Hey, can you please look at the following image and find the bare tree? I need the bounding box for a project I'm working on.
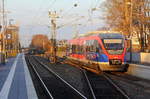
[31,34,49,50]
[103,0,129,34]
[102,0,150,51]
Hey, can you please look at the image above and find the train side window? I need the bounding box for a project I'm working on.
[78,45,80,53]
[89,40,94,52]
[94,40,103,53]
[85,40,96,52]
[69,44,72,53]
[85,40,89,52]
[88,40,93,52]
[72,44,76,53]
[92,40,98,52]
[94,40,99,52]
[75,45,78,53]
[77,44,81,54]
[72,45,74,53]
[79,45,83,53]
[99,45,104,54]
[76,45,78,53]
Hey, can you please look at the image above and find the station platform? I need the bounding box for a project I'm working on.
[0,53,38,99]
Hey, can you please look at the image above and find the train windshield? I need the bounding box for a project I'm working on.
[103,39,124,54]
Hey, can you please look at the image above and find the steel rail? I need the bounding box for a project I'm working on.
[82,69,97,99]
[26,57,54,99]
[65,58,130,99]
[103,73,130,99]
[105,72,147,88]
[33,56,87,99]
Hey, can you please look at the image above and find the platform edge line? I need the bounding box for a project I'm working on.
[0,54,20,99]
[23,54,38,99]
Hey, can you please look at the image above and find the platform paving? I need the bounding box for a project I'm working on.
[0,53,38,99]
[0,57,16,92]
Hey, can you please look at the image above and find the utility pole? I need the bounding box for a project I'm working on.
[125,0,133,62]
[2,0,5,54]
[0,0,6,63]
[129,0,133,62]
[127,0,133,62]
[48,11,58,63]
[73,24,82,38]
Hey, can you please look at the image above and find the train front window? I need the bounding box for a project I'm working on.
[103,39,124,54]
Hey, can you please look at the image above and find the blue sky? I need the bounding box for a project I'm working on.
[6,0,105,47]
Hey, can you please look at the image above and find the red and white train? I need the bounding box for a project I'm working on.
[65,31,128,72]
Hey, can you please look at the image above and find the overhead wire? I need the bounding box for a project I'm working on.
[57,16,85,30]
[35,0,56,24]
[87,0,94,30]
[45,0,56,11]
[30,0,101,38]
[30,0,46,25]
[41,0,79,33]
[58,0,96,33]
[45,0,82,28]
[93,0,100,9]
[59,0,80,19]
[58,0,92,32]
[29,0,57,33]
[29,0,47,33]
[36,0,57,27]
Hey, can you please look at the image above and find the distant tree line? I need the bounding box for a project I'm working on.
[30,34,51,52]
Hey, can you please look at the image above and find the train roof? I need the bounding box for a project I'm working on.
[69,31,124,44]
[98,33,124,39]
[76,31,123,38]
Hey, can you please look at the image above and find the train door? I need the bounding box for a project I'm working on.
[85,40,89,61]
[85,40,98,70]
[85,40,91,68]
[94,40,101,62]
[66,43,71,56]
[72,44,76,57]
[94,40,102,71]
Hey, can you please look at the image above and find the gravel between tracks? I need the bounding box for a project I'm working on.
[35,56,91,98]
[107,73,150,99]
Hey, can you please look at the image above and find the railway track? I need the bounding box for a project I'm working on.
[83,70,129,99]
[106,72,141,83]
[27,55,130,99]
[65,59,130,99]
[26,55,87,99]
[105,72,150,89]
[105,72,150,98]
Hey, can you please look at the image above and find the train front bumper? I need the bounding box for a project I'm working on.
[98,62,129,72]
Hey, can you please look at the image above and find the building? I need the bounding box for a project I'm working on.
[5,25,20,57]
